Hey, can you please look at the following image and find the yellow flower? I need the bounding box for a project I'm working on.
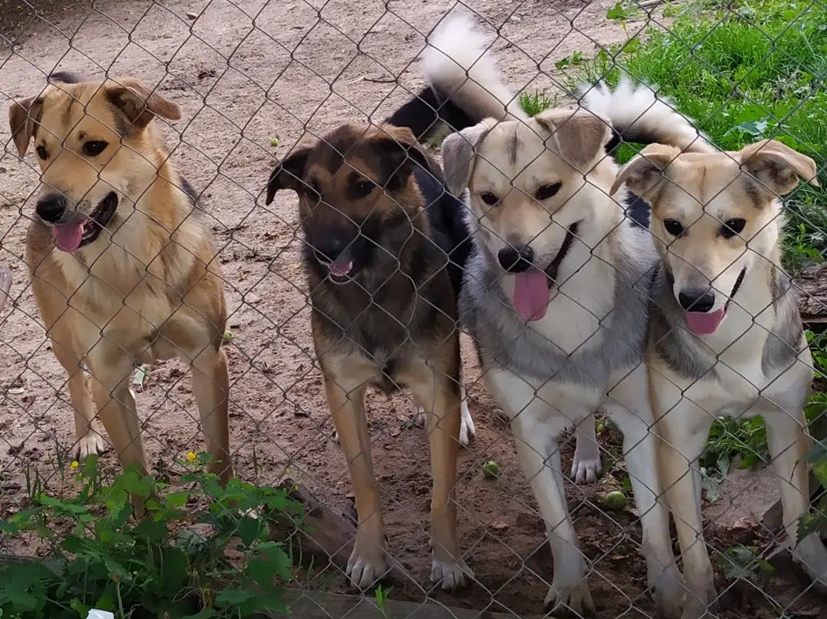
[70,461,79,470]
[186,451,197,462]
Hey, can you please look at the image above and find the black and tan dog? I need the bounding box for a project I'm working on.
[263,15,519,591]
[9,73,232,506]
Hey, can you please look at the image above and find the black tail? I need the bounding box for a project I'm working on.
[385,86,479,141]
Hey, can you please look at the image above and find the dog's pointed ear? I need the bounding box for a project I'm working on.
[265,145,312,205]
[740,139,819,196]
[611,144,681,198]
[441,119,496,197]
[371,124,435,185]
[8,97,41,158]
[535,109,612,173]
[105,77,181,129]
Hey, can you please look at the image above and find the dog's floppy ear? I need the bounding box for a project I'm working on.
[265,144,313,205]
[740,139,819,196]
[611,144,681,198]
[105,77,181,129]
[8,97,41,158]
[441,118,496,197]
[535,109,612,173]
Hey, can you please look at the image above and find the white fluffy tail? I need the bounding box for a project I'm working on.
[580,79,715,153]
[422,13,528,123]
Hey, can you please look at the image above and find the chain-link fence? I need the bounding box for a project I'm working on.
[1,0,826,617]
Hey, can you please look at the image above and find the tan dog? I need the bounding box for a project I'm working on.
[9,73,232,495]
[613,139,827,618]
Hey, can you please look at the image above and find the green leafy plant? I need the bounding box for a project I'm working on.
[374,585,392,619]
[717,545,774,587]
[0,454,303,618]
[555,51,584,70]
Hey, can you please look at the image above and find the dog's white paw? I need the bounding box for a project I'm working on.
[679,572,717,619]
[794,533,827,592]
[459,400,475,447]
[346,546,388,590]
[430,556,474,591]
[74,431,107,460]
[544,581,595,616]
[570,453,601,485]
[650,562,686,619]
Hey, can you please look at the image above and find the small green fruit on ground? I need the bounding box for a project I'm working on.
[482,460,500,479]
[604,490,627,511]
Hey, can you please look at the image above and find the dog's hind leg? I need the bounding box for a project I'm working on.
[764,406,827,589]
[190,344,233,484]
[404,357,472,591]
[322,354,388,590]
[571,412,601,484]
[413,365,475,447]
[31,277,105,459]
[606,364,683,619]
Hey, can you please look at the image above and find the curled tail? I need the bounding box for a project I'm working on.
[580,79,715,153]
[386,13,526,139]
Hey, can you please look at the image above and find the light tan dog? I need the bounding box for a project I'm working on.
[613,139,827,618]
[9,73,232,491]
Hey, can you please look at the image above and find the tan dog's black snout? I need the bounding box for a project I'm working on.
[36,194,67,223]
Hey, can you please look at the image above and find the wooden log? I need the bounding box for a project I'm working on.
[272,479,426,599]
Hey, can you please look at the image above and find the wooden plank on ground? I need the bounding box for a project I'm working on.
[280,590,540,619]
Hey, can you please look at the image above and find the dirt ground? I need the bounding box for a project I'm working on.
[0,1,824,617]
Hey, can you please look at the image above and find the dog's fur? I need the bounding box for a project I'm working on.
[9,73,232,499]
[614,140,827,618]
[438,66,718,611]
[261,15,520,592]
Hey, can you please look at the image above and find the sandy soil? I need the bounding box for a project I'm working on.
[0,1,822,616]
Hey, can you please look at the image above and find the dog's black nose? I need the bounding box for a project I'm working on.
[36,194,67,223]
[498,245,534,273]
[678,289,715,312]
[312,239,345,264]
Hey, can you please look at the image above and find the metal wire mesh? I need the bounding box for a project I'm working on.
[1,1,826,618]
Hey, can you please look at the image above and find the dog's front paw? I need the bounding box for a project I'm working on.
[459,400,476,447]
[431,556,474,591]
[570,453,601,485]
[794,533,827,592]
[346,545,389,590]
[650,562,686,619]
[544,581,595,616]
[679,573,717,619]
[74,430,107,459]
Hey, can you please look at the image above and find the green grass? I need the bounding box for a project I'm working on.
[521,0,827,269]
[518,0,827,483]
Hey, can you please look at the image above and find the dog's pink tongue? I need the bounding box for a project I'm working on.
[328,258,353,277]
[513,271,550,322]
[52,223,84,252]
[685,308,726,335]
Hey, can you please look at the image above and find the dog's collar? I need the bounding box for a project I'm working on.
[545,220,580,284]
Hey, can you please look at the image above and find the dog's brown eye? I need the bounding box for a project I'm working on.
[353,179,375,199]
[535,182,561,200]
[721,218,746,239]
[82,140,108,156]
[664,219,684,237]
[480,192,499,206]
[36,145,48,160]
